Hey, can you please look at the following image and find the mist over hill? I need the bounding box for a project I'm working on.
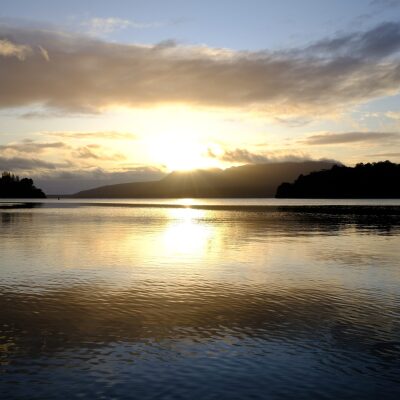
[73,161,337,198]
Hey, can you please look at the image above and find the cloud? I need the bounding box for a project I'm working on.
[42,131,137,140]
[0,156,66,170]
[302,131,400,145]
[366,152,400,157]
[0,134,163,193]
[385,111,400,120]
[0,138,164,193]
[83,17,162,35]
[353,2,400,26]
[19,109,97,119]
[42,165,163,181]
[369,0,400,8]
[0,138,127,166]
[0,22,400,116]
[72,146,104,160]
[305,21,400,60]
[0,140,67,153]
[72,145,126,161]
[0,38,31,60]
[208,147,323,164]
[209,148,270,163]
[38,45,50,61]
[273,116,312,127]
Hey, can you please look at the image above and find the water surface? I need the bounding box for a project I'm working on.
[1,199,400,399]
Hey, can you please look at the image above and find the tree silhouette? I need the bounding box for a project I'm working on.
[0,171,46,198]
[276,161,400,198]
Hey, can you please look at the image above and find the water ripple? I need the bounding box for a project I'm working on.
[1,204,400,399]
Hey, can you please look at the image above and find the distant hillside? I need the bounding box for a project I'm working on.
[276,161,400,198]
[0,172,46,198]
[74,161,337,198]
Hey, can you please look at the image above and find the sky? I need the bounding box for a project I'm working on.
[1,0,400,193]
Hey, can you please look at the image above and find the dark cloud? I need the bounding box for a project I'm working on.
[306,22,400,59]
[19,110,93,119]
[0,140,67,153]
[1,22,400,116]
[302,131,400,145]
[0,156,66,170]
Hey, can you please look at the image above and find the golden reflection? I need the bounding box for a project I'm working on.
[163,208,212,256]
[175,198,196,207]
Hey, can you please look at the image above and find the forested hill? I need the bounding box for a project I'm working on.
[276,161,400,198]
[74,161,337,198]
[0,172,46,198]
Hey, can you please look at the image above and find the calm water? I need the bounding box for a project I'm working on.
[1,199,400,399]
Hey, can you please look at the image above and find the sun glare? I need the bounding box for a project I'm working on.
[149,136,220,172]
[131,106,228,172]
[163,208,212,257]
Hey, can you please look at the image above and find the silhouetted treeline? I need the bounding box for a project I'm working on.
[0,172,46,198]
[276,161,400,198]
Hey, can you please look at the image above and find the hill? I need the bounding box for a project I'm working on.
[275,161,400,198]
[73,161,337,198]
[0,172,46,198]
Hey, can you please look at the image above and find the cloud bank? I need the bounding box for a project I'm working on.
[1,22,400,116]
[0,155,66,170]
[302,131,400,145]
[207,147,336,165]
[0,134,163,193]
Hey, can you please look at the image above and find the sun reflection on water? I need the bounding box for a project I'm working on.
[174,198,196,207]
[163,208,213,256]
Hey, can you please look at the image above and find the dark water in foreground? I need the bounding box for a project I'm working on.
[1,200,400,399]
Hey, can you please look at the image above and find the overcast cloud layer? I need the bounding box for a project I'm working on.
[1,22,400,116]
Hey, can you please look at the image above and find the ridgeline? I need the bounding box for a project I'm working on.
[0,172,46,198]
[73,161,337,198]
[276,161,400,198]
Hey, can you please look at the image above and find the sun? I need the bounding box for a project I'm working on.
[123,105,229,171]
[149,136,221,172]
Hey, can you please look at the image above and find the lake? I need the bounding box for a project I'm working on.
[1,199,400,399]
